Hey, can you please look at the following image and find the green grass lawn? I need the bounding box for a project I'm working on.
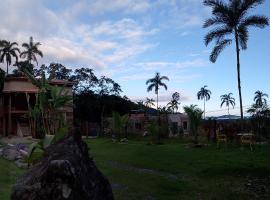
[0,159,24,200]
[1,138,270,200]
[86,138,270,200]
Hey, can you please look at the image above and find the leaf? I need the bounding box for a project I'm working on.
[52,125,69,144]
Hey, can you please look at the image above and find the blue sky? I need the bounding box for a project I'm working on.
[1,0,269,116]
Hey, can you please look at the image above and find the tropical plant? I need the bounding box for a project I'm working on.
[247,104,270,141]
[147,122,159,144]
[146,72,169,143]
[27,125,69,165]
[145,97,155,108]
[203,0,269,120]
[167,92,180,113]
[146,72,169,112]
[197,85,211,119]
[183,105,203,144]
[0,40,20,74]
[112,111,129,140]
[254,90,268,107]
[220,93,236,115]
[20,36,43,65]
[22,65,72,136]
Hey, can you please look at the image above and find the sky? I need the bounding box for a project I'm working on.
[0,0,270,116]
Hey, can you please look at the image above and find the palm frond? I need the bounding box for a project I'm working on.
[210,39,232,63]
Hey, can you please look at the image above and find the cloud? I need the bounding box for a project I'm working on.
[69,0,151,17]
[0,0,157,71]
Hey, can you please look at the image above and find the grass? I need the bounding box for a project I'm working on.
[86,138,270,200]
[1,137,270,199]
[0,159,24,200]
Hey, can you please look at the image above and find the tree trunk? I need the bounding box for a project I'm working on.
[235,30,244,122]
[6,62,8,75]
[204,97,206,119]
[157,91,161,143]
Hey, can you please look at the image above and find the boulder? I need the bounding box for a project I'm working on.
[11,129,114,200]
[2,145,21,161]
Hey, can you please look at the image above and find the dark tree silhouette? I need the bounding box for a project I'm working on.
[203,0,269,120]
[20,36,43,65]
[197,85,211,119]
[146,72,169,112]
[167,92,180,113]
[0,40,20,74]
[220,93,236,115]
[254,90,268,107]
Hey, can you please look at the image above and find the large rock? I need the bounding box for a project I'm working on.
[11,129,114,200]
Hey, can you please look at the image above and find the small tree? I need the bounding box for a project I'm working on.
[220,93,236,115]
[112,111,129,140]
[197,85,211,119]
[183,105,203,144]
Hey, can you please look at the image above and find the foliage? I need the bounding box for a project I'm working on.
[0,40,20,74]
[20,36,43,65]
[167,92,180,113]
[247,104,270,140]
[183,105,203,144]
[112,111,129,140]
[203,0,269,120]
[147,122,159,144]
[144,98,155,108]
[22,65,72,136]
[197,85,211,119]
[254,90,268,107]
[26,125,69,165]
[220,93,236,115]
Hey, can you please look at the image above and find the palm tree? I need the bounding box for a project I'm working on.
[146,72,169,112]
[145,97,155,108]
[167,92,180,113]
[254,90,268,107]
[183,105,203,144]
[20,36,43,65]
[197,85,211,119]
[220,93,236,115]
[0,40,20,75]
[203,0,269,120]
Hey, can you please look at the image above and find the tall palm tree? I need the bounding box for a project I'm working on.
[145,97,155,108]
[20,36,43,65]
[203,0,269,120]
[0,40,20,75]
[197,85,211,119]
[220,93,236,115]
[183,104,203,144]
[146,72,169,112]
[254,90,268,107]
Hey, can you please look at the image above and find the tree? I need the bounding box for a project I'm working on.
[183,105,203,144]
[22,65,72,137]
[0,40,20,74]
[112,111,129,140]
[254,90,268,107]
[145,98,155,108]
[146,72,169,112]
[146,72,169,143]
[167,92,180,113]
[203,0,269,120]
[247,104,270,141]
[197,85,211,119]
[220,93,236,115]
[20,36,43,65]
